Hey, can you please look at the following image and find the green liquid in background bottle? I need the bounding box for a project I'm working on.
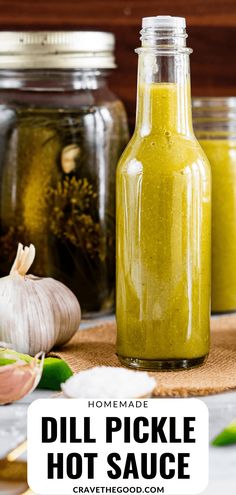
[199,139,236,313]
[116,16,211,370]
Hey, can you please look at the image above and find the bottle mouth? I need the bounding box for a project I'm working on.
[142,15,186,30]
[142,16,186,29]
[192,97,236,138]
[139,15,192,53]
[193,96,236,111]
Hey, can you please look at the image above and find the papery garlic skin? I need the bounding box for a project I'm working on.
[0,353,43,405]
[0,244,81,355]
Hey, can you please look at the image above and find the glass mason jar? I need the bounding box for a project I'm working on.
[193,97,236,313]
[116,16,211,370]
[0,31,129,317]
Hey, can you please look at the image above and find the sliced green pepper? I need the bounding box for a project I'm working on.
[212,419,236,446]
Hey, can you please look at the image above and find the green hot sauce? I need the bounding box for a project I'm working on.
[199,139,236,313]
[116,31,211,370]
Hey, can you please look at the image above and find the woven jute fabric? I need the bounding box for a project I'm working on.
[51,315,236,397]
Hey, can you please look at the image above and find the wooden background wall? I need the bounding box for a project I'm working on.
[0,0,235,127]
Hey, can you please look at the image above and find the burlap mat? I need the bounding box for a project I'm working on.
[51,315,236,397]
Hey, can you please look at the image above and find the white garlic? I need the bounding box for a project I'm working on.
[0,352,44,405]
[61,144,80,174]
[0,243,81,355]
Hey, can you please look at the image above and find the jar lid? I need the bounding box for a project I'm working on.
[0,31,116,69]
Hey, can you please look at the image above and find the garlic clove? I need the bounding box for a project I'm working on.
[61,144,80,174]
[0,352,44,405]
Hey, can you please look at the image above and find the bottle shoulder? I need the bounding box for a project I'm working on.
[117,132,211,176]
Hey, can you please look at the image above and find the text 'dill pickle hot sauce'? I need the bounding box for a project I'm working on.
[116,16,211,370]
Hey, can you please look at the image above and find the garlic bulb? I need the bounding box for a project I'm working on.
[0,243,81,355]
[0,352,43,405]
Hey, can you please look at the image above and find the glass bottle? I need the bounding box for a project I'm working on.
[116,16,211,370]
[193,97,236,313]
[0,31,129,317]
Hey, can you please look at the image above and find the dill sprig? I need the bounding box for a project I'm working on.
[47,176,104,259]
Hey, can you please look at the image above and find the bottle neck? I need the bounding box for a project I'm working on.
[135,50,194,137]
